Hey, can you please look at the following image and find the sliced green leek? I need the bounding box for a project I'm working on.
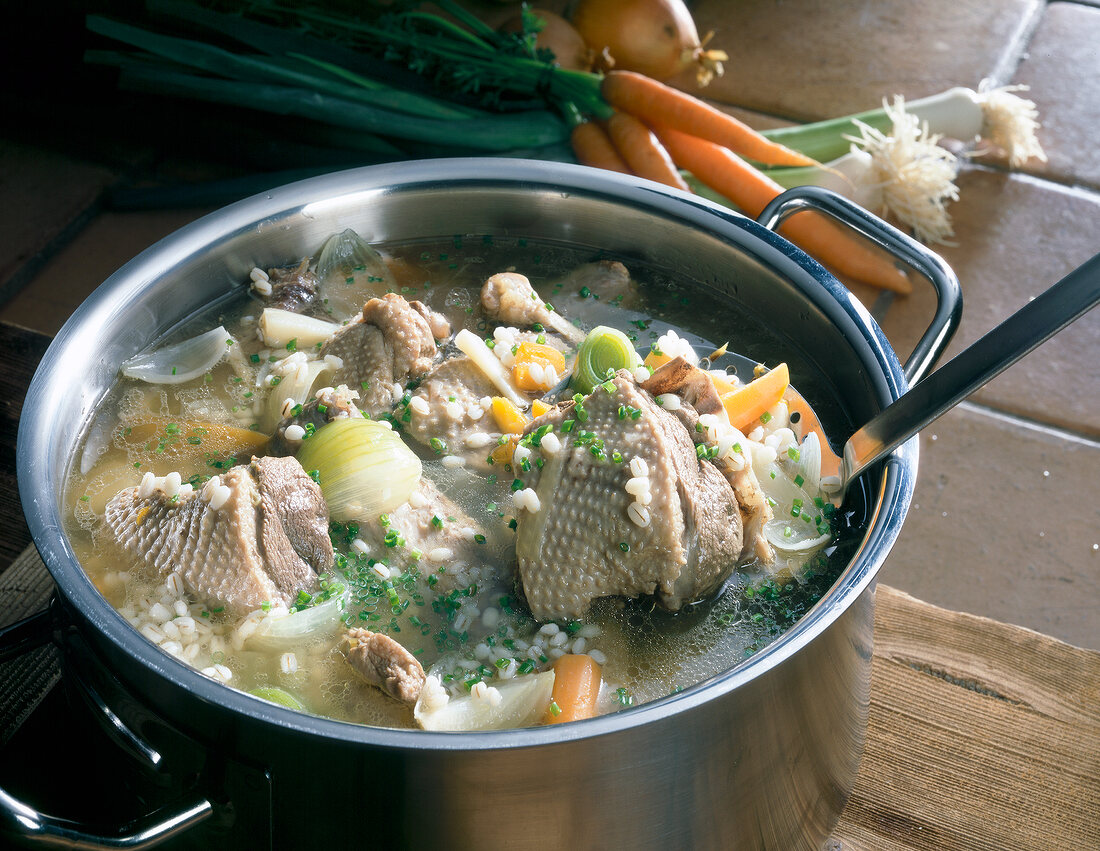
[571,326,641,395]
[248,686,306,710]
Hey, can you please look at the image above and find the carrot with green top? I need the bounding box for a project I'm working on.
[605,111,690,191]
[653,125,912,293]
[602,70,817,168]
[571,121,632,174]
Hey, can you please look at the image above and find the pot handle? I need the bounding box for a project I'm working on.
[0,603,214,848]
[756,186,962,383]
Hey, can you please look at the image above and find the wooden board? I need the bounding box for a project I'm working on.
[831,586,1100,849]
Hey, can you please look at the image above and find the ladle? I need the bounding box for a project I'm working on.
[817,251,1100,499]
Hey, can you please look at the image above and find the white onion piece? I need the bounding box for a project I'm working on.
[247,593,346,652]
[763,522,831,555]
[259,308,339,348]
[120,326,235,385]
[758,462,831,556]
[454,329,528,409]
[263,359,331,430]
[314,229,396,321]
[793,431,822,495]
[414,670,555,731]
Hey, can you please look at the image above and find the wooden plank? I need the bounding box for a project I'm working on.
[831,586,1100,850]
[0,321,51,575]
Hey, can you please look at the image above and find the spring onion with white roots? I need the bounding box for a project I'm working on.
[761,82,1047,167]
[759,98,963,245]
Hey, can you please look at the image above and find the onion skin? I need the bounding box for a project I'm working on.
[570,0,726,84]
[499,9,592,72]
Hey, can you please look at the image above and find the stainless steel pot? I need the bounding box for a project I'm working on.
[6,159,960,850]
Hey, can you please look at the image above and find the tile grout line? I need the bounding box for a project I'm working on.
[954,399,1100,447]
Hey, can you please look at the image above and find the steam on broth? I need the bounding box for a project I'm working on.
[65,231,864,730]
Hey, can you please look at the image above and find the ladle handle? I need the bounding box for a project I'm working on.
[843,252,1100,482]
[757,185,962,383]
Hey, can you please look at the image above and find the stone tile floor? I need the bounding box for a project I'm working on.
[0,0,1096,648]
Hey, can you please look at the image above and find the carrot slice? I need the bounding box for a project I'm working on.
[643,350,671,371]
[605,111,690,191]
[513,342,566,373]
[546,653,602,724]
[571,121,632,174]
[721,363,790,431]
[491,397,529,435]
[602,71,816,168]
[512,342,567,391]
[654,126,912,294]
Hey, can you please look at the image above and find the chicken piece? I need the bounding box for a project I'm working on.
[105,456,331,612]
[403,357,499,469]
[321,294,446,416]
[345,628,425,704]
[513,372,742,621]
[480,272,585,343]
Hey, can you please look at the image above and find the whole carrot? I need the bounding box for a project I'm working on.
[654,124,912,293]
[603,70,817,168]
[571,120,632,174]
[606,111,690,191]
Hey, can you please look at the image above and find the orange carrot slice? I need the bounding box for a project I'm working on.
[546,653,602,724]
[721,363,790,431]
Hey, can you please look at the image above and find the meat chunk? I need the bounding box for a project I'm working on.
[552,260,637,306]
[642,357,725,419]
[270,384,361,455]
[481,272,584,343]
[355,478,490,591]
[345,628,425,704]
[105,456,331,612]
[403,357,499,468]
[513,372,743,621]
[641,358,774,565]
[257,259,318,313]
[321,294,445,416]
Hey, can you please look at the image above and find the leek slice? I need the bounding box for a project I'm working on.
[259,308,339,348]
[249,686,306,711]
[572,325,641,394]
[314,229,396,320]
[262,358,331,430]
[120,326,235,385]
[414,671,556,731]
[295,418,421,521]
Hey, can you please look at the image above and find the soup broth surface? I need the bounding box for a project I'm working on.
[66,234,867,728]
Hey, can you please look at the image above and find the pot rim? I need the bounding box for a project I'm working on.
[18,157,915,751]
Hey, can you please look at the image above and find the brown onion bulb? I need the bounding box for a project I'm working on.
[570,0,727,85]
[498,9,593,72]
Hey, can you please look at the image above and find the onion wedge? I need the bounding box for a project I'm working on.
[120,326,236,385]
